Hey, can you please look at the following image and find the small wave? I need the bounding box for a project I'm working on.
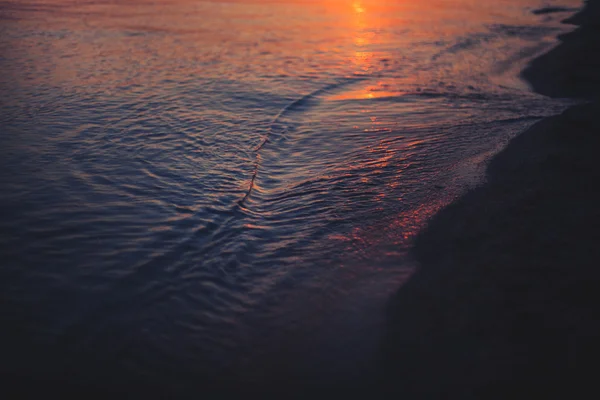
[532,6,578,16]
[239,77,366,206]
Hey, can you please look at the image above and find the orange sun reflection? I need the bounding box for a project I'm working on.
[353,1,365,14]
[351,0,374,74]
[325,0,412,100]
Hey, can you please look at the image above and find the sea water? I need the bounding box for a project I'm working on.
[0,0,580,390]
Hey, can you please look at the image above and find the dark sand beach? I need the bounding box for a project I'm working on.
[383,0,600,397]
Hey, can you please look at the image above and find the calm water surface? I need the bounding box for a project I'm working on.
[0,0,580,391]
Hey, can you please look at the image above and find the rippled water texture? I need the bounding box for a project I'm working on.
[0,0,581,390]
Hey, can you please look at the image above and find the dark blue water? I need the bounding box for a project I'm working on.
[0,0,580,391]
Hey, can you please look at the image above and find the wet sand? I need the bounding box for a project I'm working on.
[383,0,600,397]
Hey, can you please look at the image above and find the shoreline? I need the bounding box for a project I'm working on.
[382,0,600,397]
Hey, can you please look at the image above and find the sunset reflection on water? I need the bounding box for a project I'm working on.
[1,0,579,290]
[2,0,561,96]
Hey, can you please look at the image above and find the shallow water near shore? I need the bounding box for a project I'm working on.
[0,0,582,390]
